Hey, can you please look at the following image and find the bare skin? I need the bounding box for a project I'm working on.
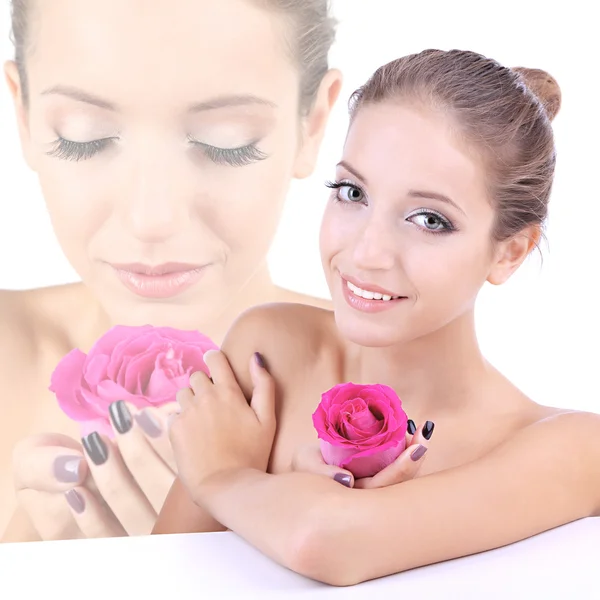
[161,302,600,585]
[0,0,341,540]
[156,100,600,584]
[0,282,330,538]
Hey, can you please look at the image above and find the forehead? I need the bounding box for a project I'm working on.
[346,102,484,188]
[27,0,296,107]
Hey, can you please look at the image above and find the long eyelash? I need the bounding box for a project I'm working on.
[409,209,457,235]
[46,137,113,162]
[324,179,366,205]
[189,138,267,167]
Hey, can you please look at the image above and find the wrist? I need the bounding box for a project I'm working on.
[191,468,262,509]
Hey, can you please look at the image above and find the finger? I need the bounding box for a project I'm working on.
[13,438,89,493]
[188,370,213,397]
[292,445,355,488]
[411,420,435,445]
[248,352,276,425]
[176,386,195,410]
[134,405,178,472]
[17,488,84,541]
[354,442,429,489]
[81,431,156,536]
[108,401,176,512]
[63,486,126,538]
[201,349,238,388]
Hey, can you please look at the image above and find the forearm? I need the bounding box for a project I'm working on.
[153,477,226,535]
[192,468,354,583]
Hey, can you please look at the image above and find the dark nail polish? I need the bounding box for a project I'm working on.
[407,420,416,435]
[82,432,109,466]
[134,409,162,438]
[65,489,85,514]
[254,352,266,369]
[109,400,133,434]
[53,455,83,483]
[411,445,428,461]
[333,473,353,487]
[422,421,435,440]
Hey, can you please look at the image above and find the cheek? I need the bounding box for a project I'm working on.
[406,234,492,305]
[37,162,111,259]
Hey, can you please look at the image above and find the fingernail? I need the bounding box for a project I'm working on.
[411,445,428,461]
[109,400,133,434]
[53,455,83,483]
[82,432,109,466]
[134,409,162,438]
[407,420,416,435]
[422,421,435,440]
[333,473,353,487]
[254,352,266,369]
[65,489,85,514]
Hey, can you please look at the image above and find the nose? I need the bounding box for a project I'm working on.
[351,212,397,272]
[121,150,188,243]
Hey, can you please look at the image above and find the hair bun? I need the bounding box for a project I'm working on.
[513,67,561,121]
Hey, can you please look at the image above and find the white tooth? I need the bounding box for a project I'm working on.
[348,281,357,292]
[382,294,392,301]
[362,290,375,300]
[373,293,383,300]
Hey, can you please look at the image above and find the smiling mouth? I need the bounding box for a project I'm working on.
[346,280,404,302]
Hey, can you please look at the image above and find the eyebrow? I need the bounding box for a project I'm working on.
[337,160,466,216]
[41,86,277,113]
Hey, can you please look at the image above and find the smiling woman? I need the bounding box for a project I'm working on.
[0,0,342,541]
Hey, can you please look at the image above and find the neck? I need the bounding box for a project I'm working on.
[350,310,491,418]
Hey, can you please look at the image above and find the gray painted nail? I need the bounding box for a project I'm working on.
[53,456,83,483]
[134,409,162,438]
[411,445,428,461]
[333,473,353,487]
[65,489,85,514]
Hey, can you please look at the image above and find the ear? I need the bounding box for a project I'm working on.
[487,226,541,285]
[292,68,343,179]
[4,60,35,170]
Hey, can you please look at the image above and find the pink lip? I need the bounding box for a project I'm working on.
[340,275,406,314]
[109,262,209,299]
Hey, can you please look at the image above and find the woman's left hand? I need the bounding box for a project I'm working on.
[292,419,434,489]
[168,350,276,498]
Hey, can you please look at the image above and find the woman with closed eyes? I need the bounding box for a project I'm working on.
[0,0,342,542]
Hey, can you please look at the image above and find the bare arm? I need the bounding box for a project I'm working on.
[154,305,273,535]
[190,411,600,586]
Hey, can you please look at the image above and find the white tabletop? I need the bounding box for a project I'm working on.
[0,517,597,599]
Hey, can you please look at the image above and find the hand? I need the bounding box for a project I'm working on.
[168,350,275,500]
[12,403,178,540]
[292,419,434,489]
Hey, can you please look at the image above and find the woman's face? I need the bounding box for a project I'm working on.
[320,102,517,348]
[7,0,336,327]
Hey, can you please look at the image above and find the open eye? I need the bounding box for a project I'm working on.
[325,180,366,204]
[407,210,455,234]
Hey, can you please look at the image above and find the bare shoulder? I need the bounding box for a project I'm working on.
[0,284,83,400]
[221,302,337,395]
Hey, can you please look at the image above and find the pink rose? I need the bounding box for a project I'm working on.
[50,325,218,438]
[312,383,408,479]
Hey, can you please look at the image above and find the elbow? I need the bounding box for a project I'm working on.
[283,496,365,587]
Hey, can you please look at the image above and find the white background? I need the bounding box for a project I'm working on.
[0,0,598,413]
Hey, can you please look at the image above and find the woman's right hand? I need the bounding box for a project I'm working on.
[11,402,178,541]
[292,419,434,490]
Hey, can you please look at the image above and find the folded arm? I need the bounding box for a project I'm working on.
[191,410,600,586]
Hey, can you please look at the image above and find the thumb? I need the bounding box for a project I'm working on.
[292,445,355,488]
[248,352,276,425]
